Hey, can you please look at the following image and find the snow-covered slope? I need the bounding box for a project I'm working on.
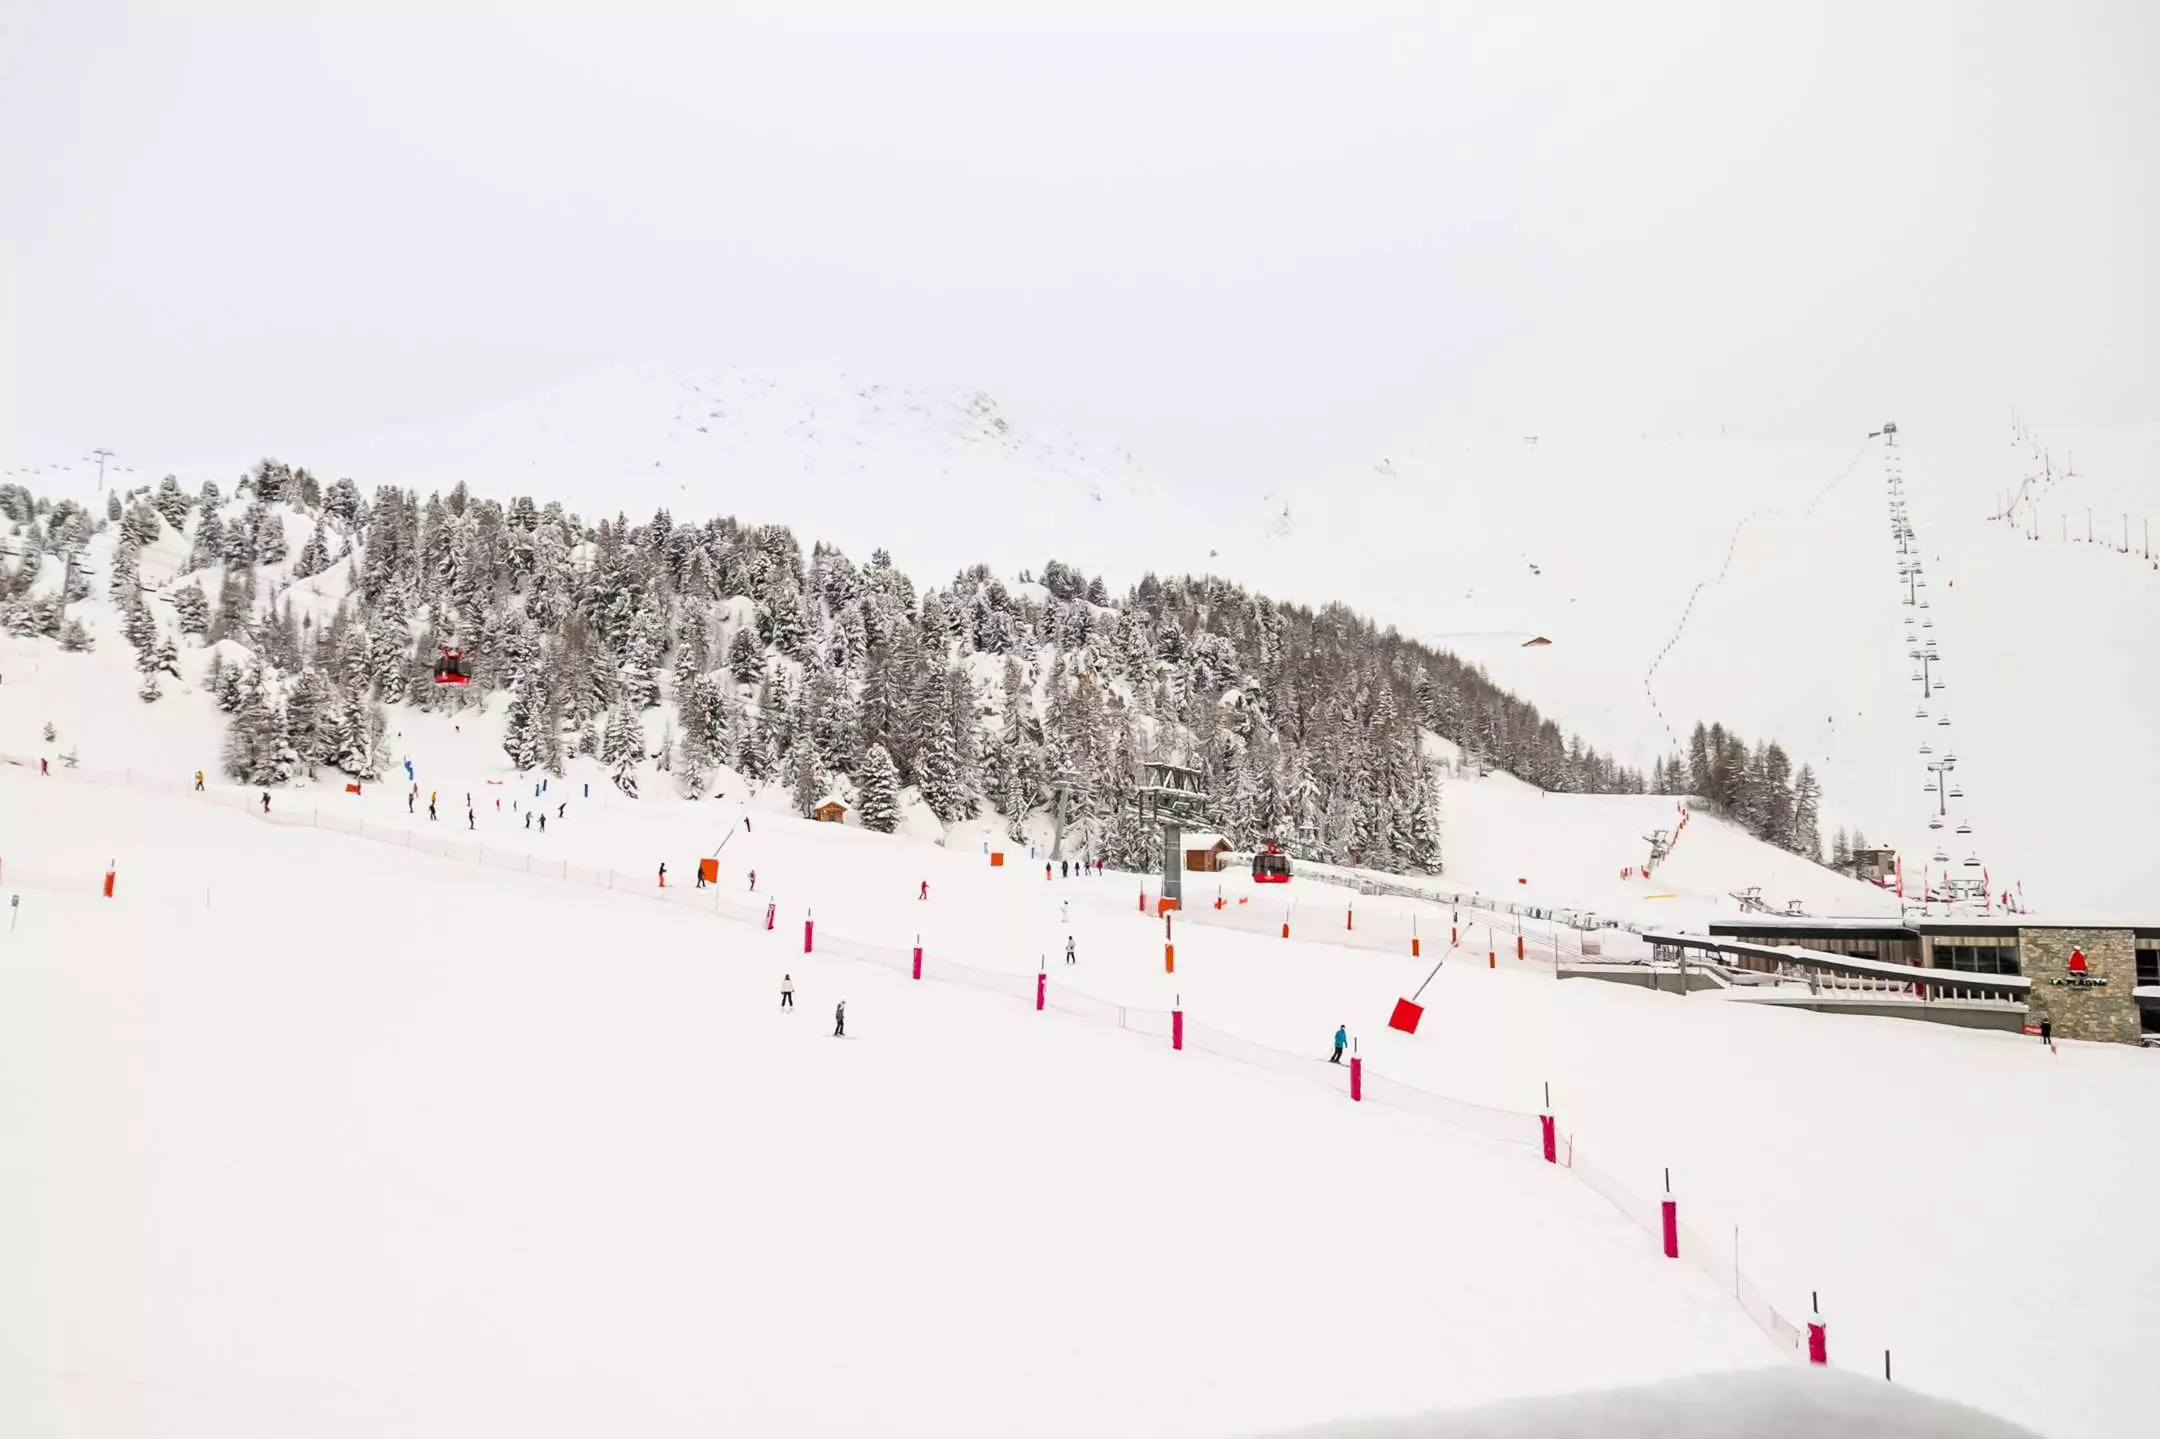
[6,716,2156,1437]
[1203,423,2160,916]
[1,771,1777,1438]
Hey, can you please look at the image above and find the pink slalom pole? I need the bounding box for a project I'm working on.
[1807,1295,1828,1365]
[912,940,923,981]
[1036,968,1046,1011]
[1540,1114,1556,1164]
[1172,1005,1183,1051]
[1137,887,1146,913]
[804,913,814,954]
[1349,1055,1362,1102]
[1660,1169,1678,1259]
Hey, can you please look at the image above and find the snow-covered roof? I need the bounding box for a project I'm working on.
[1179,831,1229,850]
[814,792,848,811]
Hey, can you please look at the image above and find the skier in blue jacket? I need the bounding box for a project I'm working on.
[1330,1025,1347,1064]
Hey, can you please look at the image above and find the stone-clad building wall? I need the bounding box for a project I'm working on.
[2019,928,2140,1045]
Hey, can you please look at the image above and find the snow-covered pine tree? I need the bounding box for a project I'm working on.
[292,524,329,579]
[153,475,192,530]
[223,666,294,785]
[601,697,644,770]
[856,742,901,833]
[1831,827,1852,870]
[334,685,389,781]
[172,580,210,637]
[787,738,823,818]
[121,596,158,653]
[1791,764,1823,861]
[675,715,714,798]
[727,623,763,684]
[184,509,225,574]
[58,617,94,652]
[108,539,141,604]
[284,666,339,776]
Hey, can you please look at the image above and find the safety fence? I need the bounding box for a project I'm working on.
[4,755,1824,1361]
[1159,884,1575,973]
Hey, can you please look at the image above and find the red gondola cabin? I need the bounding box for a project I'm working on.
[1252,841,1291,883]
[432,647,472,686]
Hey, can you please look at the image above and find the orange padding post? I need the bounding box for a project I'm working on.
[990,852,1005,867]
[1165,942,1175,973]
[1156,897,1179,916]
[698,857,718,884]
[102,870,115,899]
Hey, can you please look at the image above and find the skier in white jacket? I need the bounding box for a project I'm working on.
[781,974,795,1010]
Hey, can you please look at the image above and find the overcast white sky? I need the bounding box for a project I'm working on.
[2,0,2153,483]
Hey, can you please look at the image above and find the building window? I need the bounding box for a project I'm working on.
[2137,946,2158,987]
[1935,942,2021,976]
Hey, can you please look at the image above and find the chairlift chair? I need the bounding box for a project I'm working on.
[1915,706,1928,718]
[1962,853,1981,870]
[1949,785,1965,799]
[1937,715,1950,726]
[1918,743,1933,755]
[1932,847,1950,863]
[1928,816,1944,830]
[1955,821,1972,835]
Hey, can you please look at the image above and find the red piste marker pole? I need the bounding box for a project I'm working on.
[1660,1168,1679,1259]
[1349,1047,1362,1102]
[1540,1083,1556,1163]
[912,936,922,981]
[804,911,814,954]
[1036,964,1046,1012]
[1807,1293,1828,1365]
[1172,998,1183,1052]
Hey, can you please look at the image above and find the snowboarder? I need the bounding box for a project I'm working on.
[260,792,270,813]
[193,771,204,792]
[1065,936,1076,966]
[1330,1025,1347,1064]
[919,880,928,901]
[833,998,846,1037]
[781,974,795,1009]
[658,862,668,888]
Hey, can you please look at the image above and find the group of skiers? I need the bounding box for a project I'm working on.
[777,973,846,1036]
[1046,857,1103,879]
